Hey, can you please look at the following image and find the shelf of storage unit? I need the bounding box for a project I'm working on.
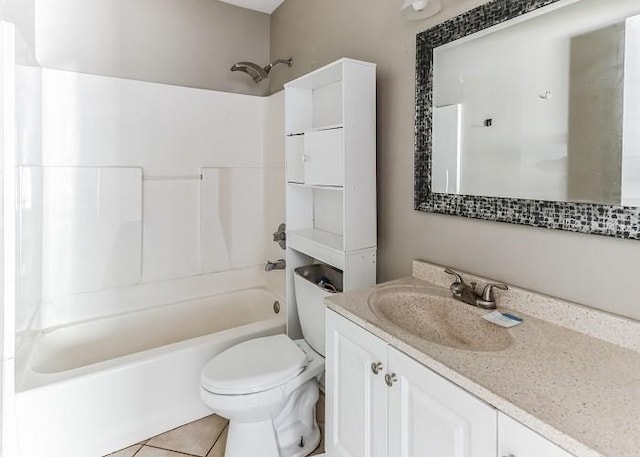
[286,124,344,136]
[288,228,345,269]
[312,124,343,132]
[287,183,343,190]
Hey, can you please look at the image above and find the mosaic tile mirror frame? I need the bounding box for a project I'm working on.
[414,0,640,240]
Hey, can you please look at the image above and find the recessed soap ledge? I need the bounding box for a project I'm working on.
[412,260,640,352]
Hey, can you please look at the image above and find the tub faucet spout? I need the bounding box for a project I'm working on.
[265,259,286,271]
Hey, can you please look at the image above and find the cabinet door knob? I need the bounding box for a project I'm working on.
[385,373,398,387]
[371,362,383,375]
[302,154,309,162]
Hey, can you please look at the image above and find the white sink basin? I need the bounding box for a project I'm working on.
[367,285,513,352]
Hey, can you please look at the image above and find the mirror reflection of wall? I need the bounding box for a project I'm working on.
[431,0,640,206]
[567,22,625,206]
[621,15,640,206]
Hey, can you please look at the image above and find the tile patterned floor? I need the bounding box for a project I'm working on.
[107,395,325,457]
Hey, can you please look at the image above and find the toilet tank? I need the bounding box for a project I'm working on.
[294,264,343,357]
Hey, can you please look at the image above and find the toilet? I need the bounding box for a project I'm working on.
[200,264,341,457]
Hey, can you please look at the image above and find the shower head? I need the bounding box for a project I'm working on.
[230,58,293,84]
[230,62,269,84]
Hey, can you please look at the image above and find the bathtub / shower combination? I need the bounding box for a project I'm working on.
[15,287,285,457]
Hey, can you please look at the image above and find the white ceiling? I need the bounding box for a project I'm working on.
[218,0,286,14]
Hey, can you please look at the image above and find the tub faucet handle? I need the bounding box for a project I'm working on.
[272,223,286,250]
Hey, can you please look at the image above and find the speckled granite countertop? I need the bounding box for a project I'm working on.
[325,261,640,457]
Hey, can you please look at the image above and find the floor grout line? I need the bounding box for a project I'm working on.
[144,443,203,456]
[205,423,229,457]
[109,397,323,457]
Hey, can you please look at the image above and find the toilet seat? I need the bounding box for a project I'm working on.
[201,334,308,395]
[200,337,325,456]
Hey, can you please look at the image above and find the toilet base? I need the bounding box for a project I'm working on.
[225,420,320,457]
[223,379,321,457]
[225,420,280,457]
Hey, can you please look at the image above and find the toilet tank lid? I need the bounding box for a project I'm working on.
[201,334,308,395]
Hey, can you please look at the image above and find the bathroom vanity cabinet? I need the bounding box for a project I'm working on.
[284,58,377,338]
[326,310,573,457]
[498,413,573,457]
[326,310,495,457]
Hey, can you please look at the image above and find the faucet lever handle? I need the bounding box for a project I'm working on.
[481,283,509,301]
[444,268,465,284]
[444,268,467,295]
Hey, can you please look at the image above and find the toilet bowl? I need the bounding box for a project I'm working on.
[200,335,324,457]
[200,263,341,457]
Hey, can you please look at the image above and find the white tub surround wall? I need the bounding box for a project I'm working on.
[263,91,286,297]
[24,166,143,298]
[15,65,285,333]
[326,260,640,457]
[12,65,287,457]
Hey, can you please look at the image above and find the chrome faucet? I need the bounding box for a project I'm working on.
[265,259,286,271]
[444,268,508,310]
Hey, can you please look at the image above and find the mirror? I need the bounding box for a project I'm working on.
[415,0,640,239]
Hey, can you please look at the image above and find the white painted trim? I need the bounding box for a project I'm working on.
[1,20,17,457]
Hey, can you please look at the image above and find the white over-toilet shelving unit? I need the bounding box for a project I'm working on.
[284,58,377,337]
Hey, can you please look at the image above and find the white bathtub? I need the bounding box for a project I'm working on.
[15,287,285,457]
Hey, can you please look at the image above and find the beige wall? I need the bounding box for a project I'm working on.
[270,0,640,321]
[7,0,270,95]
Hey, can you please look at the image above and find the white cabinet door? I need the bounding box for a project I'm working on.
[388,347,497,457]
[498,413,574,457]
[286,135,305,183]
[304,129,344,186]
[326,310,389,457]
